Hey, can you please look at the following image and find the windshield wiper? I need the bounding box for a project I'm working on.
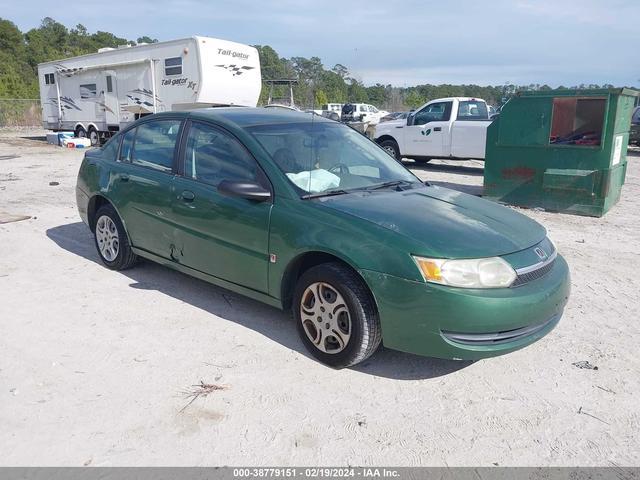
[363,180,417,191]
[302,189,352,199]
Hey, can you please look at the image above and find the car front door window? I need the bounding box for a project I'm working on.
[413,102,451,126]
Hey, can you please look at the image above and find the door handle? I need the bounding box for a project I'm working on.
[119,174,129,182]
[433,127,442,132]
[180,190,195,202]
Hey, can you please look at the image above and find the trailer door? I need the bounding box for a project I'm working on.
[101,70,119,127]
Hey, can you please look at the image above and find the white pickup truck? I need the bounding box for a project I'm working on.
[374,97,492,163]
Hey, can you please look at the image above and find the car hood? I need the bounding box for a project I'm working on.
[318,185,546,258]
[375,118,404,132]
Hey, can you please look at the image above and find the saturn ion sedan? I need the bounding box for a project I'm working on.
[76,108,570,368]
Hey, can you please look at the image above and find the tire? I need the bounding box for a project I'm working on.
[414,158,431,164]
[93,204,137,270]
[379,139,401,162]
[293,263,382,368]
[75,125,87,139]
[88,126,99,146]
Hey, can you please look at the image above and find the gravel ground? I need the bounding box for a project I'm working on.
[1,128,639,466]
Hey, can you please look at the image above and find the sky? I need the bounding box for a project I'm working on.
[2,0,639,87]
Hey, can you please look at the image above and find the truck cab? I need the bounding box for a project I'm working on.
[343,103,388,125]
[374,97,492,162]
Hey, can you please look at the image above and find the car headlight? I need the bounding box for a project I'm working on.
[412,256,517,289]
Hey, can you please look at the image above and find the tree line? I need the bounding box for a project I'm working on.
[0,17,630,110]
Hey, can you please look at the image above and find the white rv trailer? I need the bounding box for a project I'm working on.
[38,36,261,144]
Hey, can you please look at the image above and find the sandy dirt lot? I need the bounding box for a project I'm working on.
[1,129,639,466]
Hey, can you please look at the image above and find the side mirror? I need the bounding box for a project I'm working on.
[218,180,271,202]
[407,114,414,126]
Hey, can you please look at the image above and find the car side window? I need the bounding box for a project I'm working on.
[101,135,120,161]
[183,122,257,187]
[130,119,181,172]
[119,128,136,162]
[413,102,452,126]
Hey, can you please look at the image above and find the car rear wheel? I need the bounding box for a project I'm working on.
[293,263,381,368]
[379,139,401,162]
[93,204,137,270]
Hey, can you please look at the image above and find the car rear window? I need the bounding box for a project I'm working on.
[129,120,181,172]
[456,101,489,121]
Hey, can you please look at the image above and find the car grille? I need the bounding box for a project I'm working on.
[441,313,560,346]
[510,250,557,287]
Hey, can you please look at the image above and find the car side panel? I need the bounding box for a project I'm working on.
[450,121,491,159]
[267,197,424,301]
[108,163,175,259]
[170,176,272,293]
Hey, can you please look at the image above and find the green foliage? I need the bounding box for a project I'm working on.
[314,89,328,107]
[137,36,158,44]
[404,90,424,109]
[1,16,635,110]
[0,17,157,99]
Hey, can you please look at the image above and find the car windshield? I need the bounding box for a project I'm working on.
[248,121,422,197]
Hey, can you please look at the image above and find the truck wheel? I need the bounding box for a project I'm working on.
[414,158,431,164]
[293,262,382,369]
[379,139,401,162]
[88,127,99,146]
[75,126,87,139]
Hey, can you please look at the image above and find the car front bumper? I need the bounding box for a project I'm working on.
[359,254,570,360]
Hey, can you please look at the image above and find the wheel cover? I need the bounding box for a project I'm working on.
[300,282,351,354]
[89,130,98,145]
[95,215,119,261]
[383,144,397,158]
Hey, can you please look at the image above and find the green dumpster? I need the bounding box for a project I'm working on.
[483,88,638,217]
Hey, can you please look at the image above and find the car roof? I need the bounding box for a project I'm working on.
[185,107,334,128]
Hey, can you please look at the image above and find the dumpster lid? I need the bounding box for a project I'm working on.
[517,88,639,98]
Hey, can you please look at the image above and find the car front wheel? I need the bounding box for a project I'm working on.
[293,263,381,368]
[93,204,137,270]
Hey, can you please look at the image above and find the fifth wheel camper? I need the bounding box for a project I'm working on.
[38,36,261,145]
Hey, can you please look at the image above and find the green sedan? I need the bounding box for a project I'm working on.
[76,108,570,368]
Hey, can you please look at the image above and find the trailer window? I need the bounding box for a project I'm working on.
[456,101,489,121]
[80,84,97,99]
[549,97,606,146]
[44,73,55,85]
[164,57,182,76]
[106,76,113,93]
